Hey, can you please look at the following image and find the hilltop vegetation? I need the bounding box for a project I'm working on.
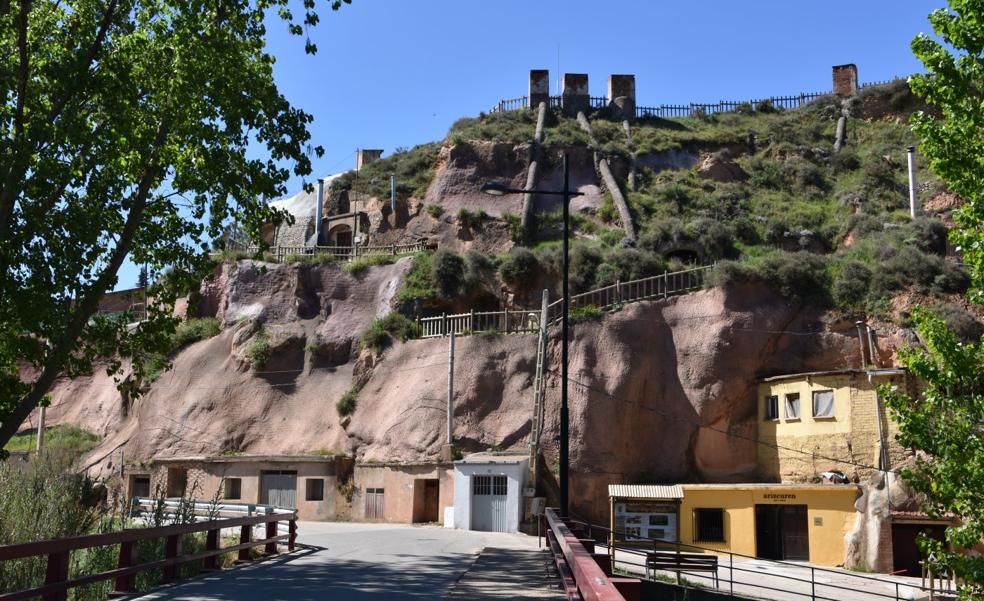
[385,80,976,336]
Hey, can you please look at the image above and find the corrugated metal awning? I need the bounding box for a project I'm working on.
[608,484,684,499]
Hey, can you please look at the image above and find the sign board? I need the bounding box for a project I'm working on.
[614,502,677,542]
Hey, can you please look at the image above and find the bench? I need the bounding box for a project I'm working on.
[646,550,719,587]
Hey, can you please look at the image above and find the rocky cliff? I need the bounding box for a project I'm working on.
[39,259,911,521]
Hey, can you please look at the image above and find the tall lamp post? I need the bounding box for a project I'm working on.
[482,153,582,517]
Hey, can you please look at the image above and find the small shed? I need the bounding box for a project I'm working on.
[608,484,684,544]
[452,453,528,533]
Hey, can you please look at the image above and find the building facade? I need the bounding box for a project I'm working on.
[352,461,454,524]
[757,368,912,482]
[609,483,860,567]
[129,455,351,521]
[452,453,529,533]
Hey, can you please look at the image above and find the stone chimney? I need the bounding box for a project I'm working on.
[608,74,636,122]
[529,69,550,108]
[356,149,383,171]
[832,64,859,98]
[562,73,589,117]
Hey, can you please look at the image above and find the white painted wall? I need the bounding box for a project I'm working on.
[452,460,527,533]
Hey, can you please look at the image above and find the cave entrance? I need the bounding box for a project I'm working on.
[412,478,440,523]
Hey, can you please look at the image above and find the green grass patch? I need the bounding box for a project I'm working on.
[360,313,422,352]
[343,254,397,275]
[396,252,437,305]
[4,424,101,455]
[569,305,604,323]
[245,334,271,370]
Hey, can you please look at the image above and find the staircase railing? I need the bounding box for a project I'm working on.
[418,264,712,339]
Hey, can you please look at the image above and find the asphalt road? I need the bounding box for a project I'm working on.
[133,522,554,601]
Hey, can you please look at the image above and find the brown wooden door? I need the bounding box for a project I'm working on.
[423,479,440,522]
[892,523,947,576]
[781,505,809,561]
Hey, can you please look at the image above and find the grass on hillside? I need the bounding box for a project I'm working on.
[4,424,101,454]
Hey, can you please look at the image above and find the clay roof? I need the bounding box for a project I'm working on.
[608,484,684,499]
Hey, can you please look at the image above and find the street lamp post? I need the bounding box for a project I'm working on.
[482,153,582,517]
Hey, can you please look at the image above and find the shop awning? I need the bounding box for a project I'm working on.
[608,484,684,500]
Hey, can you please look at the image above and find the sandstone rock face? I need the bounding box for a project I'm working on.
[42,259,412,476]
[697,149,747,182]
[424,141,528,219]
[43,272,903,525]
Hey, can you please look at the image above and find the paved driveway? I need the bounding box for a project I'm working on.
[134,522,555,601]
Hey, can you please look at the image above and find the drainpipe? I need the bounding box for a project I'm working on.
[868,371,890,472]
[907,146,918,219]
[866,325,878,368]
[315,178,324,246]
[855,321,867,369]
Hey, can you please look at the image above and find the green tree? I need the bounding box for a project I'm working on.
[909,0,984,304]
[893,2,984,595]
[0,0,350,449]
[882,309,984,595]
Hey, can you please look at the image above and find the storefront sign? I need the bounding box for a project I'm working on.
[613,502,677,542]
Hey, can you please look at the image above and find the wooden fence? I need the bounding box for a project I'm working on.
[0,505,297,601]
[418,265,711,339]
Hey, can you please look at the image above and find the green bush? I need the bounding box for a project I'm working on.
[595,248,665,285]
[396,252,437,305]
[831,149,861,172]
[755,252,831,305]
[930,303,984,343]
[501,212,523,241]
[569,305,603,323]
[426,204,444,218]
[343,254,397,275]
[245,334,271,370]
[456,208,487,229]
[172,318,221,348]
[336,388,358,416]
[499,248,539,287]
[833,261,872,309]
[569,245,604,293]
[360,312,422,352]
[431,249,467,297]
[283,252,339,266]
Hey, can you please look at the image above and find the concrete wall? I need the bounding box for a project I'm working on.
[833,64,859,97]
[145,458,347,521]
[452,460,527,533]
[757,372,907,482]
[352,463,454,523]
[562,73,589,116]
[357,149,383,171]
[529,69,550,107]
[678,485,860,567]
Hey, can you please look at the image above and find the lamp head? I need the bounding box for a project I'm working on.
[481,182,510,196]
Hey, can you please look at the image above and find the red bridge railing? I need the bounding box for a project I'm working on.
[542,508,637,601]
[0,510,297,601]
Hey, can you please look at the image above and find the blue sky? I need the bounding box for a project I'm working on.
[119,0,942,289]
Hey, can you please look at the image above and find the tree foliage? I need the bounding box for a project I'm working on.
[897,2,984,595]
[882,309,984,596]
[910,0,984,304]
[0,0,349,448]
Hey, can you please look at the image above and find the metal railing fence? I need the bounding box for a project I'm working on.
[215,241,426,264]
[417,265,711,339]
[562,516,962,601]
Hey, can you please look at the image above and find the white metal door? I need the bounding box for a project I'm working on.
[471,475,508,532]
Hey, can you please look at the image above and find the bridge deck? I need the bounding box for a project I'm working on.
[132,521,560,601]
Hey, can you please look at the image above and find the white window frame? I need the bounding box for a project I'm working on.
[764,395,780,421]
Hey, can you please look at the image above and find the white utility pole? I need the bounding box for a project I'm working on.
[447,332,455,444]
[907,146,918,218]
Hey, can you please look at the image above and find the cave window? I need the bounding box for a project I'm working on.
[306,478,325,501]
[764,395,779,421]
[784,393,800,420]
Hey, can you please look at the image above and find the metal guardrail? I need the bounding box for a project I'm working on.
[129,498,294,534]
[542,508,630,601]
[0,500,298,601]
[563,516,963,601]
[417,265,712,339]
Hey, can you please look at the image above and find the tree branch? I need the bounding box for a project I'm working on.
[0,118,170,448]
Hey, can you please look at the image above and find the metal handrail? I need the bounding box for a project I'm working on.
[214,241,426,264]
[543,508,628,601]
[563,516,959,601]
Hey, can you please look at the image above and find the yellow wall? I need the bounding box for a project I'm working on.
[757,372,907,482]
[678,485,860,567]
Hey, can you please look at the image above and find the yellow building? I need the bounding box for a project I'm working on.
[757,368,912,482]
[609,483,860,567]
